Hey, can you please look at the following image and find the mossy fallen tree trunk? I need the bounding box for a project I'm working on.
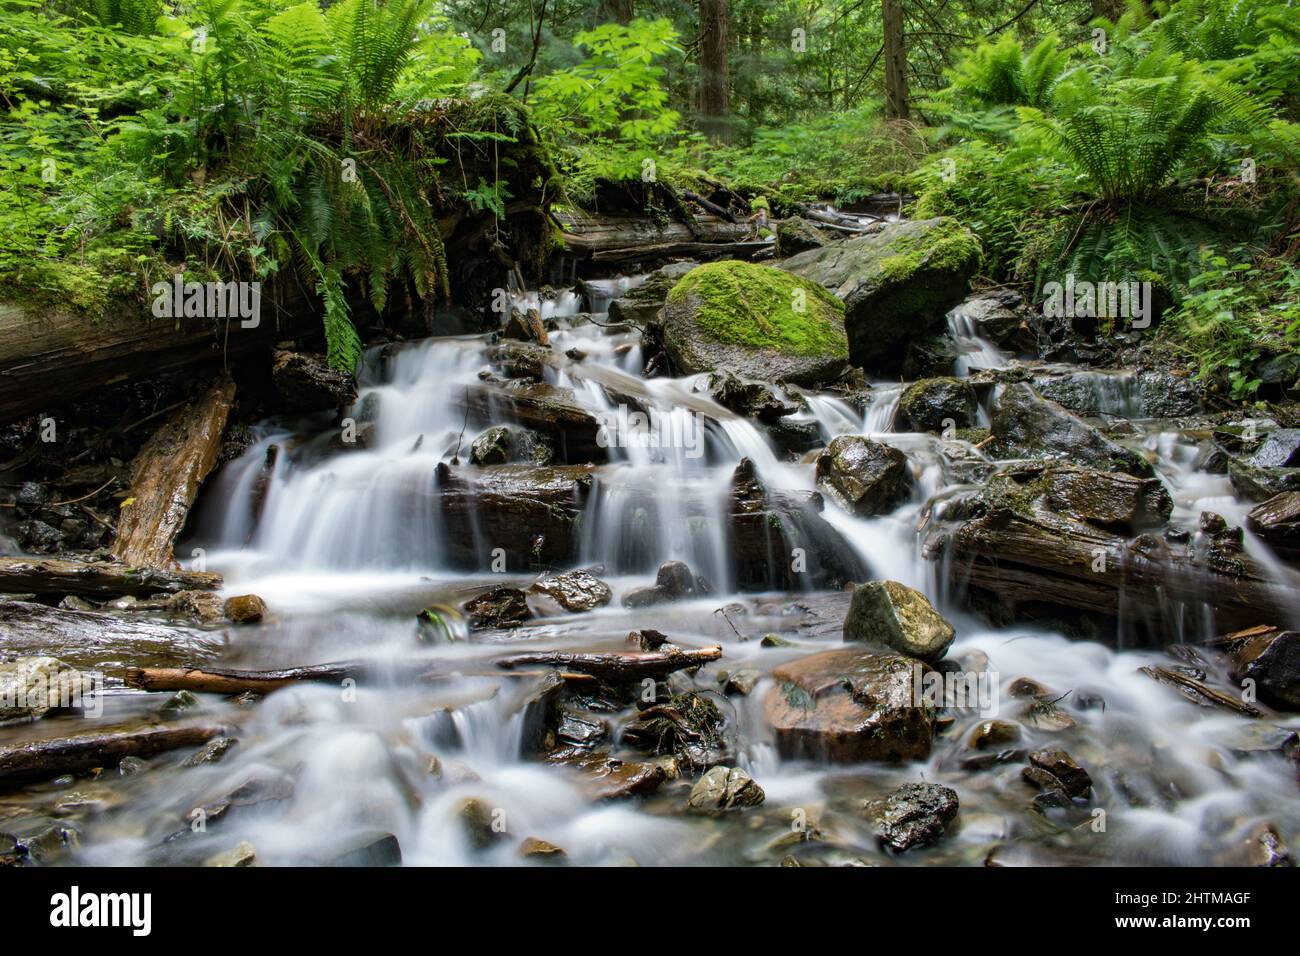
[112,376,236,570]
[556,210,769,265]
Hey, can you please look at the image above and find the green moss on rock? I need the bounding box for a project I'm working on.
[666,260,847,358]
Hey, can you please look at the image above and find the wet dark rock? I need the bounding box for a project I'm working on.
[1028,749,1092,799]
[843,580,955,663]
[183,736,238,767]
[895,377,977,433]
[780,217,981,376]
[862,782,959,852]
[469,425,555,466]
[765,417,823,456]
[502,307,549,346]
[19,519,62,553]
[462,586,532,630]
[15,481,48,511]
[457,797,507,849]
[688,766,766,811]
[1138,368,1202,418]
[271,350,356,413]
[765,648,935,763]
[967,720,1021,750]
[530,569,612,612]
[516,671,565,757]
[621,560,698,608]
[815,435,912,517]
[979,463,1173,534]
[960,747,1026,772]
[1246,492,1300,558]
[485,340,551,381]
[326,832,402,867]
[1228,629,1300,711]
[223,594,267,624]
[901,333,960,379]
[1192,439,1230,474]
[1247,429,1300,468]
[991,383,1151,477]
[556,710,608,748]
[958,293,1036,353]
[708,372,798,422]
[775,217,831,257]
[550,750,667,800]
[453,382,606,465]
[168,589,225,624]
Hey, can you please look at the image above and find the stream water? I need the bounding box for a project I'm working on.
[11,290,1300,868]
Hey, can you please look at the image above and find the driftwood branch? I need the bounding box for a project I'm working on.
[0,556,221,598]
[0,724,226,789]
[125,662,367,695]
[495,645,722,681]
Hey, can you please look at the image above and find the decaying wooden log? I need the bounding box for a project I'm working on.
[930,504,1299,635]
[112,376,236,569]
[0,723,226,789]
[0,600,224,672]
[0,555,220,598]
[1138,665,1262,717]
[125,662,366,694]
[556,210,768,264]
[495,645,722,681]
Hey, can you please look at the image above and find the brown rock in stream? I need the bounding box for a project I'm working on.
[765,648,935,763]
[815,435,912,517]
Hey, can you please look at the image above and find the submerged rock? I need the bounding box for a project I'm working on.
[862,782,959,852]
[519,836,567,861]
[608,261,698,327]
[990,383,1151,476]
[780,217,981,376]
[895,377,977,433]
[1027,748,1092,799]
[708,372,798,421]
[462,586,532,630]
[843,580,955,664]
[470,425,554,466]
[765,648,935,763]
[688,766,766,811]
[621,560,698,608]
[814,435,912,516]
[656,260,851,387]
[530,568,612,612]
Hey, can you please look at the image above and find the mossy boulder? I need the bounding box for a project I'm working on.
[896,377,977,433]
[775,217,831,257]
[779,217,982,376]
[815,435,912,516]
[844,580,955,664]
[991,383,1152,477]
[656,261,850,387]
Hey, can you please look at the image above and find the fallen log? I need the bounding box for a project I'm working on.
[1139,665,1262,717]
[0,555,220,599]
[930,503,1300,637]
[0,724,226,789]
[0,600,224,672]
[125,662,367,694]
[112,376,236,569]
[556,210,767,265]
[495,644,722,681]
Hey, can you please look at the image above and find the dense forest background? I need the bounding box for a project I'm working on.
[1,0,1297,397]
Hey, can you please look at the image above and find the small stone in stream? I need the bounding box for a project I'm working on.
[551,750,668,800]
[19,519,61,553]
[1214,822,1293,867]
[16,822,79,864]
[724,668,761,696]
[1021,765,1069,794]
[556,710,607,748]
[503,307,549,346]
[16,481,48,510]
[104,595,137,610]
[843,580,955,663]
[1007,677,1053,699]
[519,837,567,861]
[1212,723,1299,760]
[462,586,532,630]
[765,648,935,763]
[118,757,149,776]
[168,589,225,624]
[1228,629,1300,711]
[1246,492,1300,555]
[960,748,1026,772]
[862,782,959,852]
[530,569,612,612]
[630,628,673,651]
[0,656,97,722]
[967,720,1021,750]
[223,593,267,624]
[183,736,239,767]
[205,841,257,867]
[687,766,766,812]
[709,372,798,422]
[457,798,507,850]
[469,424,554,466]
[57,595,95,612]
[160,690,200,715]
[895,377,977,433]
[1020,700,1077,732]
[760,633,794,648]
[815,435,912,516]
[1028,749,1092,798]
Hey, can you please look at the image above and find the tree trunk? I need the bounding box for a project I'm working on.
[882,0,909,120]
[112,376,236,569]
[496,645,722,681]
[597,0,633,23]
[698,0,731,142]
[0,556,220,599]
[0,724,225,789]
